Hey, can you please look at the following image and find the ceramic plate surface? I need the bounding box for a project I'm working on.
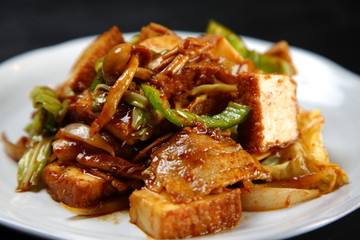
[0,32,359,240]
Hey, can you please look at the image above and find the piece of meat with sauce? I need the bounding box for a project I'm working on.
[145,127,269,203]
[76,153,146,180]
[66,90,139,145]
[236,72,298,153]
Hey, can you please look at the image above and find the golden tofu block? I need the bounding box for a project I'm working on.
[57,26,124,98]
[129,188,242,239]
[43,162,116,208]
[237,73,298,153]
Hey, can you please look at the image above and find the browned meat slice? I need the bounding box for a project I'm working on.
[43,162,117,208]
[129,187,242,239]
[57,26,124,98]
[103,106,135,144]
[76,153,146,180]
[66,90,97,124]
[236,72,298,153]
[145,127,269,203]
[67,90,137,144]
[149,38,216,98]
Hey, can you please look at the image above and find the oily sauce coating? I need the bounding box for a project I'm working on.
[145,127,270,203]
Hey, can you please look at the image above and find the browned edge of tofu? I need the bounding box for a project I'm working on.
[237,73,298,153]
[56,26,124,98]
[43,162,117,208]
[129,188,242,239]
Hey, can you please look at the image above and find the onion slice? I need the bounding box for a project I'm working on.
[241,186,320,212]
[1,133,28,161]
[57,123,115,156]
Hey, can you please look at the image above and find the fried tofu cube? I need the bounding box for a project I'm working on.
[237,73,298,153]
[43,162,116,208]
[129,188,242,239]
[57,26,124,98]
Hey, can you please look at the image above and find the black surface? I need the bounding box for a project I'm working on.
[1,0,359,239]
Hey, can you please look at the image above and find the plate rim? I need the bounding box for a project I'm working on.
[0,31,359,240]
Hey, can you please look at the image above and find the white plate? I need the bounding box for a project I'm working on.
[0,32,359,240]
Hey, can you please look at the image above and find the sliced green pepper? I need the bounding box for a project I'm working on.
[141,84,250,129]
[206,19,248,58]
[246,50,293,74]
[206,20,293,75]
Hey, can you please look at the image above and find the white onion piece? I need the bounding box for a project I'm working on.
[58,123,115,156]
[241,186,320,212]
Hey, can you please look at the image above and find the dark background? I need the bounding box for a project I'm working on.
[0,0,359,239]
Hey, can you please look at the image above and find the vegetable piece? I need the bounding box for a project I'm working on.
[263,109,349,192]
[131,107,151,130]
[186,83,238,96]
[123,90,149,109]
[16,136,53,192]
[206,20,293,74]
[89,57,105,91]
[129,106,155,141]
[91,86,108,111]
[206,19,248,58]
[141,84,250,129]
[94,57,104,72]
[57,123,115,156]
[17,86,69,191]
[90,54,139,136]
[102,43,132,85]
[2,134,29,161]
[89,71,104,92]
[241,186,320,211]
[26,86,69,136]
[30,87,64,117]
[246,50,293,75]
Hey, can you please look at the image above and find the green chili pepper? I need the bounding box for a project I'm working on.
[141,84,250,129]
[123,90,149,109]
[246,50,293,75]
[206,19,248,58]
[206,20,293,75]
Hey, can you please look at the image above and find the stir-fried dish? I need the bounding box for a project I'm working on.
[3,20,348,239]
